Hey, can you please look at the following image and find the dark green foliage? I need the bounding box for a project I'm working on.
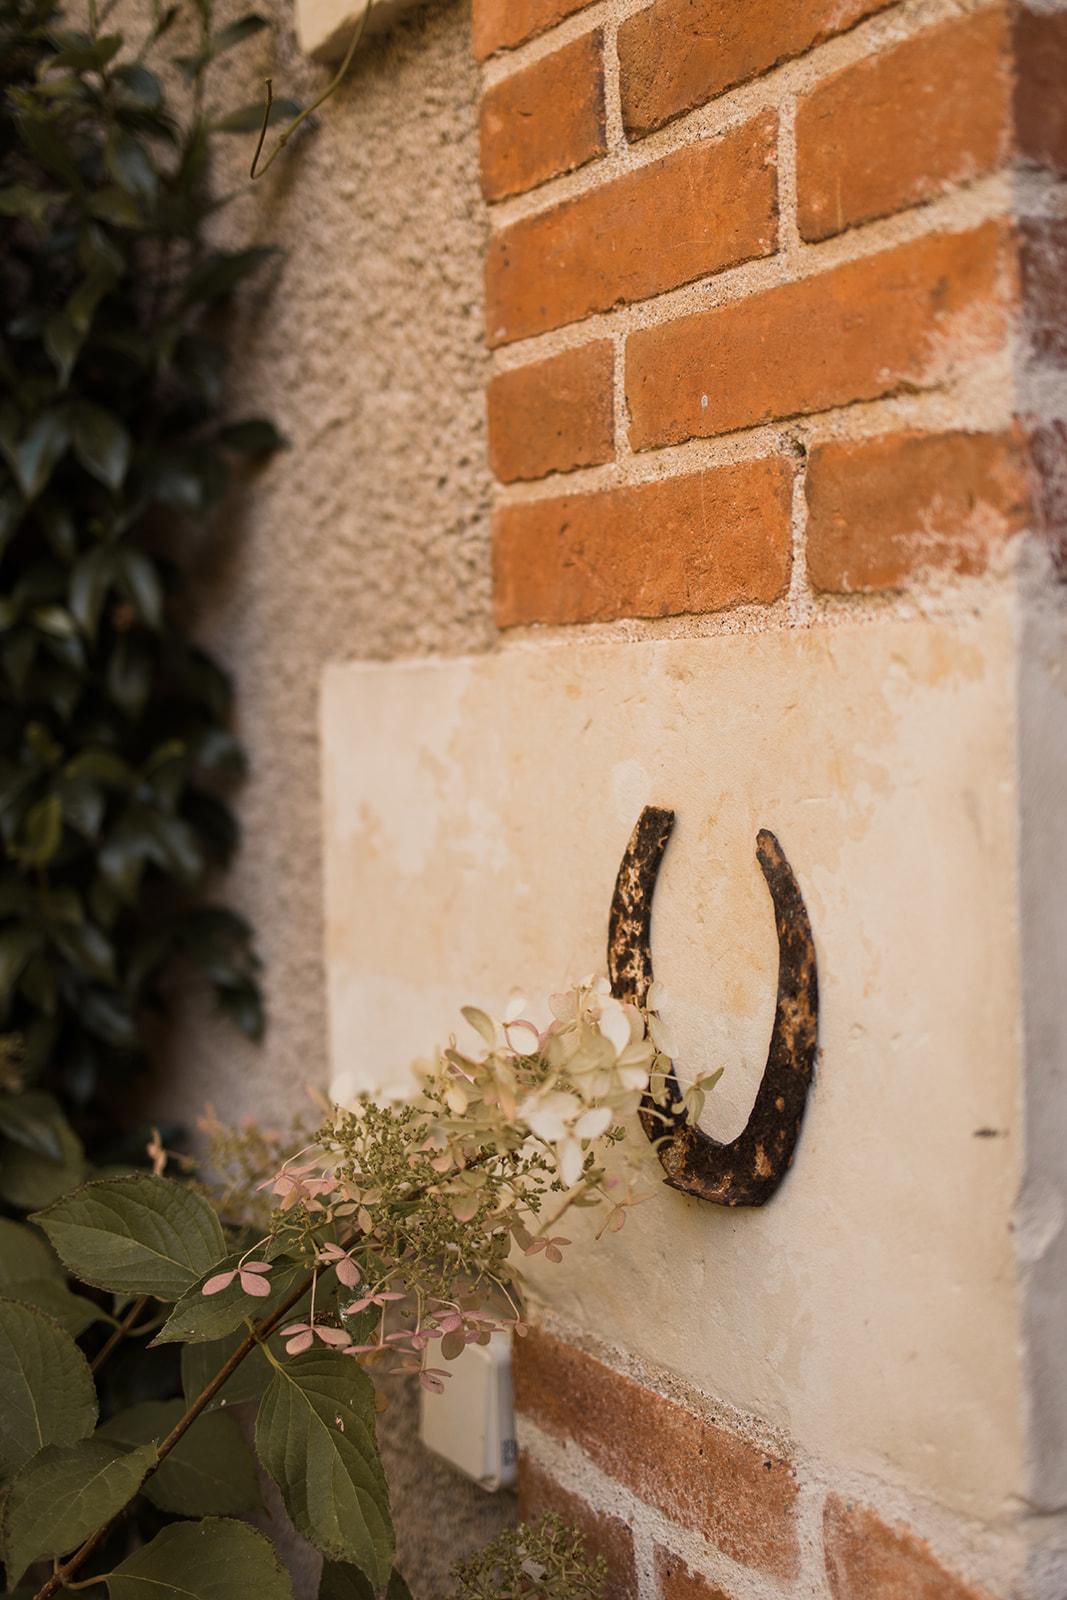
[0,0,278,1124]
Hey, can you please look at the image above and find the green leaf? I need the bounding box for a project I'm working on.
[216,418,287,455]
[0,1102,86,1210]
[181,248,275,306]
[0,185,62,227]
[255,1351,394,1586]
[0,1219,61,1285]
[320,1565,413,1600]
[180,1326,271,1411]
[70,546,117,638]
[0,928,45,1000]
[17,792,63,865]
[100,1400,260,1516]
[34,1175,226,1301]
[117,549,163,630]
[155,1254,304,1345]
[1,1281,102,1338]
[72,403,131,492]
[106,130,158,204]
[0,1091,66,1159]
[212,98,301,133]
[108,1518,293,1600]
[45,314,84,387]
[0,1303,96,1480]
[2,411,71,502]
[176,13,269,76]
[1,1439,156,1584]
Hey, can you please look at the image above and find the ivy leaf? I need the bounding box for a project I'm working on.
[108,1517,293,1600]
[2,411,71,502]
[176,13,269,77]
[70,546,118,638]
[0,1109,86,1209]
[33,1174,227,1301]
[181,247,275,306]
[100,1400,260,1516]
[0,1302,97,1479]
[216,418,287,455]
[116,548,163,629]
[72,403,131,491]
[180,1326,271,1410]
[255,1351,394,1588]
[320,1565,413,1600]
[17,792,63,866]
[44,314,84,387]
[106,130,158,204]
[1,1438,156,1584]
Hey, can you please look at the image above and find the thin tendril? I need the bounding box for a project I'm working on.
[250,0,372,181]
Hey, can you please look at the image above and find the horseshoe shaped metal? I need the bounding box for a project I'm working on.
[607,807,818,1206]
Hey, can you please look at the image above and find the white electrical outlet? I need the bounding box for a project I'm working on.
[418,1332,518,1491]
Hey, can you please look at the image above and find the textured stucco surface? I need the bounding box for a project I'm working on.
[145,3,508,1591]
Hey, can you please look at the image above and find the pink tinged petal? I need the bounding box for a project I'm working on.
[241,1261,272,1273]
[316,1326,353,1347]
[202,1270,237,1296]
[419,1371,446,1393]
[375,1291,406,1303]
[240,1270,272,1296]
[336,1258,361,1288]
[343,1297,372,1315]
[285,1331,314,1355]
[280,1323,310,1336]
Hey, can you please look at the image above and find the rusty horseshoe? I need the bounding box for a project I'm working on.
[607,806,818,1206]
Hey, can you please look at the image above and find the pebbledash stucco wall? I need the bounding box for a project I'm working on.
[151,0,514,1589]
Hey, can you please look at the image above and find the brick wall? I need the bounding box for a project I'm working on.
[470,1,1067,1596]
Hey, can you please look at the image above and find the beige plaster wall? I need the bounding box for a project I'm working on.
[321,599,1031,1590]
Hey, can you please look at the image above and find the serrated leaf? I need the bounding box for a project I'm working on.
[255,1351,394,1587]
[320,1564,413,1600]
[1,1281,101,1337]
[100,1401,259,1516]
[155,1253,304,1344]
[0,1218,62,1284]
[0,1302,97,1480]
[1,1438,155,1584]
[107,1517,294,1600]
[34,1175,226,1301]
[181,1327,271,1410]
[72,403,131,492]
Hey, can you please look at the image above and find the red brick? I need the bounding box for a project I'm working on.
[618,0,893,139]
[512,1327,800,1577]
[806,429,1031,592]
[480,32,606,203]
[488,343,614,483]
[824,1495,993,1600]
[486,112,778,347]
[796,10,1010,243]
[472,0,594,59]
[626,222,1011,450]
[519,1457,638,1599]
[1014,7,1067,175]
[493,458,793,626]
[655,1548,737,1600]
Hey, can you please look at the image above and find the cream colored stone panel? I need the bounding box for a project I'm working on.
[321,605,1024,1518]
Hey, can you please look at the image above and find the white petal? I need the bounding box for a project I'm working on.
[648,1013,675,1055]
[460,1005,497,1047]
[598,1000,631,1055]
[504,991,527,1022]
[575,1106,612,1140]
[558,1137,584,1188]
